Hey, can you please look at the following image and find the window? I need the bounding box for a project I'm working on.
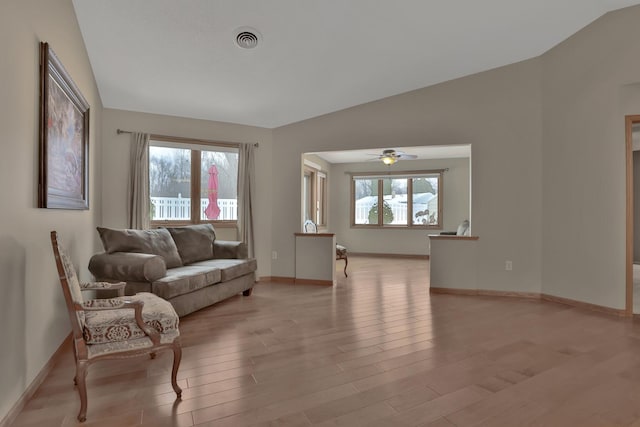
[149,138,239,226]
[351,170,442,228]
[303,164,327,227]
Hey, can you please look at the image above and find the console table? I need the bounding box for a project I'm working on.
[428,234,479,291]
[294,233,336,285]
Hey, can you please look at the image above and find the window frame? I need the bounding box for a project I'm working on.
[149,136,239,228]
[350,169,444,229]
[303,163,328,228]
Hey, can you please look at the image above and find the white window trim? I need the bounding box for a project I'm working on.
[350,169,444,229]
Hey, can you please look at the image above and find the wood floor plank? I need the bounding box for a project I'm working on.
[11,256,640,426]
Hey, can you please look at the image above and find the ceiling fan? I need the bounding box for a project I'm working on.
[374,149,418,165]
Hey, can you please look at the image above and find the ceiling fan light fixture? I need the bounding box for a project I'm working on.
[381,155,397,165]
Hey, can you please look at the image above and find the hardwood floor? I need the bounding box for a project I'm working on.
[10,256,640,426]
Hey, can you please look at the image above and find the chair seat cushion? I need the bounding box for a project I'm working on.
[87,330,180,358]
[83,292,179,345]
[336,245,348,258]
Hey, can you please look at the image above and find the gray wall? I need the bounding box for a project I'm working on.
[0,0,103,421]
[541,5,640,309]
[272,57,543,293]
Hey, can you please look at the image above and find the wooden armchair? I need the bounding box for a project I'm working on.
[303,220,348,277]
[50,231,182,422]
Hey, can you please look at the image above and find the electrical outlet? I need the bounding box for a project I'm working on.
[272,251,278,260]
[505,260,513,271]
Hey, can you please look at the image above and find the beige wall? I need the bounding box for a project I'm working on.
[0,0,103,421]
[272,58,543,292]
[330,157,470,255]
[541,5,640,309]
[100,109,274,277]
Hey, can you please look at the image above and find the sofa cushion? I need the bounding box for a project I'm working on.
[97,227,183,268]
[213,240,248,259]
[191,258,257,282]
[165,224,216,264]
[151,265,222,299]
[82,292,179,345]
[89,252,167,282]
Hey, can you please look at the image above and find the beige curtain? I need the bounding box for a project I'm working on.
[127,132,150,229]
[237,143,256,258]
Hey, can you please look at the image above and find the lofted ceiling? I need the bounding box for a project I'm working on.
[72,0,640,129]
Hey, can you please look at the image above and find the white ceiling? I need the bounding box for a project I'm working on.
[72,0,640,129]
[310,145,471,164]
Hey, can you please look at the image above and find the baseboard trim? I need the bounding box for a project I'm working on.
[258,276,296,283]
[430,287,539,299]
[348,252,429,260]
[0,334,72,427]
[430,287,479,296]
[258,276,335,286]
[429,287,627,317]
[294,278,334,286]
[540,293,627,317]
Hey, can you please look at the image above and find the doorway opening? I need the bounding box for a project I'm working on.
[625,115,640,315]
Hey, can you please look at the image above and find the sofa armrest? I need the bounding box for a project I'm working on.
[88,252,167,282]
[213,240,248,259]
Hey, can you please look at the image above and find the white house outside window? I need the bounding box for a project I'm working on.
[351,170,443,228]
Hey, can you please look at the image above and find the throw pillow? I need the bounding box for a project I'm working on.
[165,224,216,265]
[97,227,183,268]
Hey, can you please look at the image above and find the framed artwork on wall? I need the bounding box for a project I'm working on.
[38,41,89,209]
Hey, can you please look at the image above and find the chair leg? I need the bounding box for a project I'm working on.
[72,346,79,385]
[150,352,156,359]
[171,344,183,398]
[75,360,89,422]
[343,256,348,277]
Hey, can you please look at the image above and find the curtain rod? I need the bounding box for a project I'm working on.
[346,168,449,177]
[116,128,259,148]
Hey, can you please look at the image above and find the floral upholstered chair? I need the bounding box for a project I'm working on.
[303,220,348,277]
[50,231,182,422]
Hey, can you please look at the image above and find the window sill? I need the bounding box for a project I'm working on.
[428,234,479,241]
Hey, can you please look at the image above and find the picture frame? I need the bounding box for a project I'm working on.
[39,42,90,209]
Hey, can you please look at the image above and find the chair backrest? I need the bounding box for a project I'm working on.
[303,220,317,233]
[50,231,86,339]
[456,220,470,236]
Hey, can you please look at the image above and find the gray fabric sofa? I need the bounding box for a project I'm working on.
[88,224,256,317]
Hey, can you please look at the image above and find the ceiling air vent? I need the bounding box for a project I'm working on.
[235,28,261,49]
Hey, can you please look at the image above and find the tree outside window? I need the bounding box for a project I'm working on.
[351,171,442,228]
